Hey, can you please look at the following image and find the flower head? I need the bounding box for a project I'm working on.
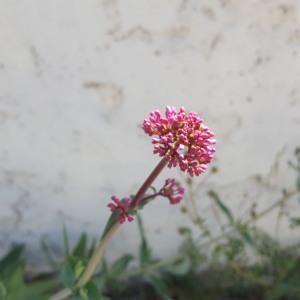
[159,178,185,204]
[143,106,216,176]
[107,196,134,224]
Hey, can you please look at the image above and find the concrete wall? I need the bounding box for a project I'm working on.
[0,0,300,268]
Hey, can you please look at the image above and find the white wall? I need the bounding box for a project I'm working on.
[0,0,300,269]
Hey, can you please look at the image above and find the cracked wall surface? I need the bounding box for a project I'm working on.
[0,0,300,269]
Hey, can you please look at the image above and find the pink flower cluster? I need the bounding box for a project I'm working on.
[143,106,216,176]
[107,196,134,224]
[159,178,185,204]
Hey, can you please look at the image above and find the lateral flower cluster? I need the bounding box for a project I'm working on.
[107,196,134,224]
[143,106,216,176]
[108,178,185,224]
[159,178,184,204]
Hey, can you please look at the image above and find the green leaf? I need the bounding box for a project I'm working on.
[296,174,300,191]
[40,238,58,270]
[74,260,85,279]
[208,190,234,225]
[0,245,24,276]
[71,294,83,300]
[78,287,89,300]
[137,214,152,266]
[6,265,25,292]
[100,211,119,240]
[73,233,87,259]
[109,254,134,278]
[290,217,300,228]
[165,256,192,276]
[84,281,100,300]
[96,277,109,300]
[63,226,70,259]
[0,246,59,300]
[140,240,152,267]
[16,278,59,300]
[75,281,100,300]
[87,239,96,260]
[0,281,7,299]
[61,261,75,288]
[101,259,109,278]
[177,227,192,236]
[147,275,172,300]
[236,223,254,246]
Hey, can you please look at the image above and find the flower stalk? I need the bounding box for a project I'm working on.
[131,156,169,207]
[77,157,169,289]
[77,222,121,288]
[50,158,169,300]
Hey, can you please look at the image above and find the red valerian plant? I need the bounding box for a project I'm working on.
[50,106,215,300]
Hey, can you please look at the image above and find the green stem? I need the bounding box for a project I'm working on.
[49,223,121,300]
[77,223,121,288]
[77,158,168,288]
[50,157,169,300]
[49,288,72,300]
[194,189,298,247]
[245,190,297,225]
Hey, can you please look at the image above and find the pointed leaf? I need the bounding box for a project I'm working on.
[0,281,7,298]
[137,214,152,266]
[0,245,24,275]
[100,211,119,240]
[74,260,85,279]
[166,256,192,276]
[84,281,100,300]
[296,174,300,191]
[61,262,75,288]
[237,224,254,246]
[109,254,134,278]
[208,190,234,224]
[63,226,70,259]
[147,275,172,300]
[73,233,87,259]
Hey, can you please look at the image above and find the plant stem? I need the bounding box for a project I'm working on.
[245,190,297,225]
[77,222,121,288]
[79,157,168,287]
[194,189,299,248]
[49,223,120,300]
[49,288,72,300]
[185,178,211,237]
[50,157,169,300]
[131,157,169,207]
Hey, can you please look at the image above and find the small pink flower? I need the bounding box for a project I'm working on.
[159,178,185,204]
[107,196,134,224]
[143,106,216,176]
